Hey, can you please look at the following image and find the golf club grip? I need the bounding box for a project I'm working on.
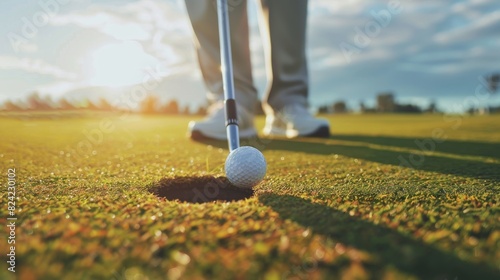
[225,99,237,126]
[225,99,239,151]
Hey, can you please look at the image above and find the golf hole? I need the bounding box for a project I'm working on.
[149,176,254,203]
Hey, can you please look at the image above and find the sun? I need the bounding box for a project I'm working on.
[86,41,159,88]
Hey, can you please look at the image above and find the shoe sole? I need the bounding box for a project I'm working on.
[191,125,329,141]
[300,125,330,138]
[264,125,331,139]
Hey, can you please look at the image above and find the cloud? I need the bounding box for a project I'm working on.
[49,0,191,41]
[434,10,500,44]
[15,42,39,53]
[36,81,84,98]
[0,56,77,80]
[309,0,366,16]
[49,0,194,69]
[301,0,500,110]
[452,0,498,16]
[50,11,154,41]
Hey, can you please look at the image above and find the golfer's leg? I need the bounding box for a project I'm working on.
[259,0,309,112]
[258,0,329,138]
[184,0,258,112]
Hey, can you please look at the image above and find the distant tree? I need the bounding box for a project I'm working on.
[475,73,500,115]
[359,101,366,113]
[86,100,99,110]
[98,98,113,111]
[318,105,329,114]
[161,100,179,115]
[140,95,159,114]
[42,95,56,109]
[395,104,422,113]
[333,101,347,114]
[490,106,500,114]
[26,92,52,110]
[376,93,395,112]
[58,98,75,110]
[359,101,376,113]
[2,101,22,111]
[181,105,191,115]
[425,100,438,113]
[486,73,499,93]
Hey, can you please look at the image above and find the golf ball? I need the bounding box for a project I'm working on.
[225,146,267,188]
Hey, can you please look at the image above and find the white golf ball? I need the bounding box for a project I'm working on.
[225,146,267,188]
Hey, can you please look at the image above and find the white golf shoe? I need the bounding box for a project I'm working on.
[188,102,257,140]
[263,104,330,138]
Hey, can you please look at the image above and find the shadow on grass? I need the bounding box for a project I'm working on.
[260,194,500,279]
[332,134,500,160]
[194,136,500,181]
[266,138,500,181]
[203,136,500,182]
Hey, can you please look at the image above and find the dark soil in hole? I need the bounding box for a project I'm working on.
[148,176,254,203]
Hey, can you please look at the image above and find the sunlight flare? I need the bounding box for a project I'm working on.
[86,41,160,88]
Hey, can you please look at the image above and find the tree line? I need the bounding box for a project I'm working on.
[0,92,208,115]
[2,71,499,115]
[319,73,499,114]
[318,92,438,114]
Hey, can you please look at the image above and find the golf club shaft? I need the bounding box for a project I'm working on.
[217,0,240,152]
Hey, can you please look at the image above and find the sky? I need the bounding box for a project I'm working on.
[0,0,499,112]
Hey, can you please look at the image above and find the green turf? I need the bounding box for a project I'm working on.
[1,112,499,280]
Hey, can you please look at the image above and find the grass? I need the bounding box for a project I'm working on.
[0,112,499,280]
